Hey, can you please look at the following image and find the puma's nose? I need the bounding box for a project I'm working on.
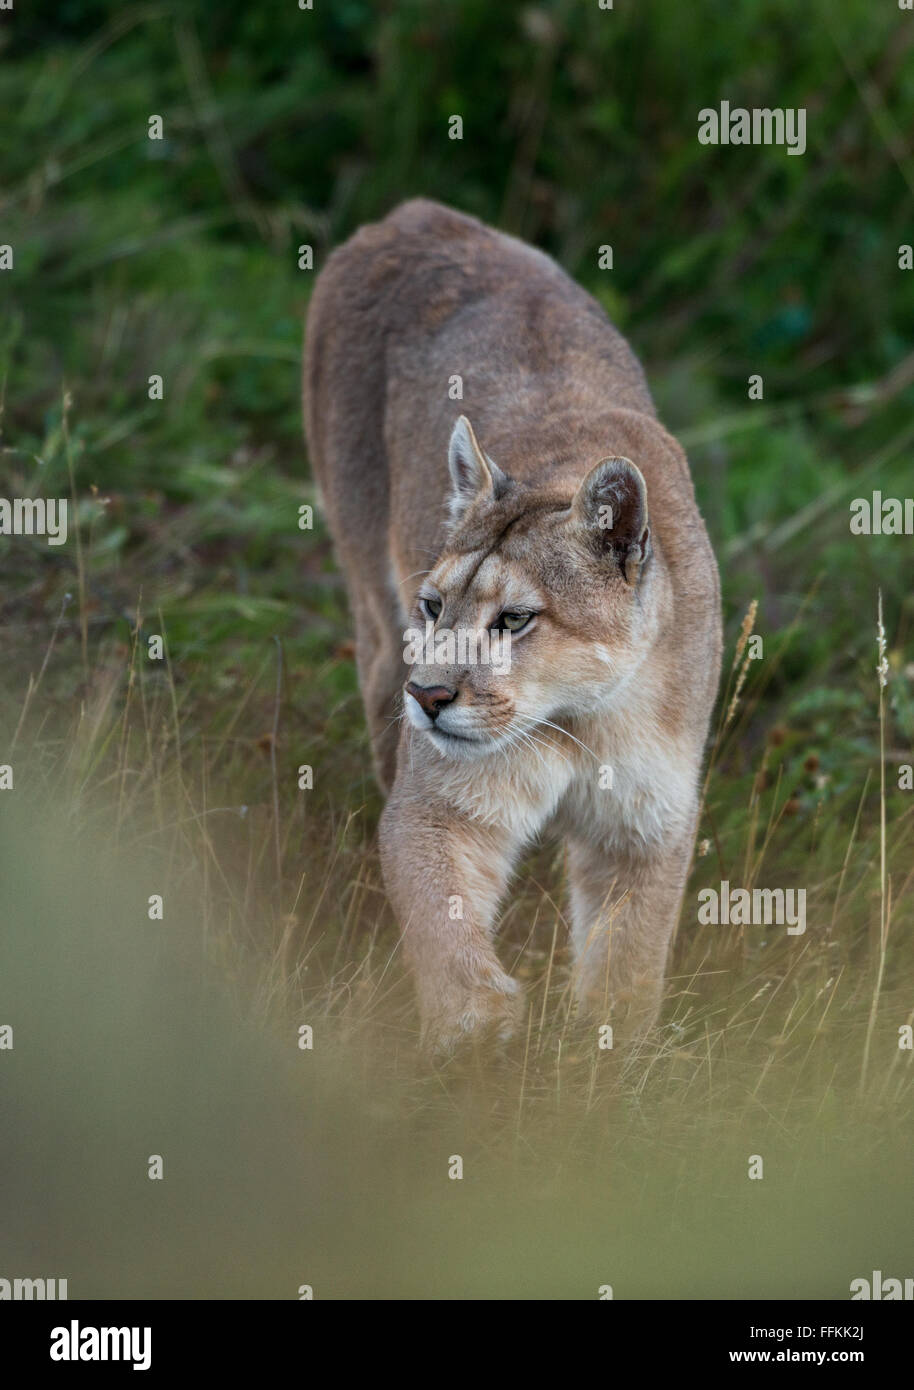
[406,682,457,720]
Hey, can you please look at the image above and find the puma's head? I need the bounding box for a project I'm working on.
[402,415,660,760]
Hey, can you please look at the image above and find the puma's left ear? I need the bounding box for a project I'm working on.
[572,456,650,584]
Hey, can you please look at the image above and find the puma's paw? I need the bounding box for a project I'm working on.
[420,971,523,1060]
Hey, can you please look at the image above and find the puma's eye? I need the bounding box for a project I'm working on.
[496,610,532,633]
[420,596,442,620]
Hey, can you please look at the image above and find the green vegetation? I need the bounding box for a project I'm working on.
[1,1,912,1297]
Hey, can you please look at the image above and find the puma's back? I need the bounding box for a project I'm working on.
[306,197,657,577]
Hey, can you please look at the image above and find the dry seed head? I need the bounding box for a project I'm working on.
[876,591,889,689]
[732,598,758,670]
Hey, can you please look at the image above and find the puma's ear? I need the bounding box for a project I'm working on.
[572,455,650,585]
[447,415,511,524]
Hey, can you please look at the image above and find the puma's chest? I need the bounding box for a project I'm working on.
[553,719,698,851]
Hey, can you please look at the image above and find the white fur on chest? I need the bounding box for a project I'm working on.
[555,721,696,851]
[438,740,575,841]
[427,704,696,853]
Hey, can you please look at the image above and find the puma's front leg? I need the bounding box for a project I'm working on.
[379,787,523,1057]
[566,831,695,1055]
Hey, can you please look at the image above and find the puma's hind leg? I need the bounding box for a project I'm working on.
[350,588,408,795]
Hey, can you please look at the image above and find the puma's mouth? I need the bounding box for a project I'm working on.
[425,723,501,759]
[428,726,481,745]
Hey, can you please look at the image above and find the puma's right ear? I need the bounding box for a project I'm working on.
[572,455,651,584]
[447,416,510,525]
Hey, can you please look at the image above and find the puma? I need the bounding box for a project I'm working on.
[304,199,722,1058]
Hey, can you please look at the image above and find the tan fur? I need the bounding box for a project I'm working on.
[304,199,722,1057]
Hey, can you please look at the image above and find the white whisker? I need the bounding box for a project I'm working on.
[518,714,601,762]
